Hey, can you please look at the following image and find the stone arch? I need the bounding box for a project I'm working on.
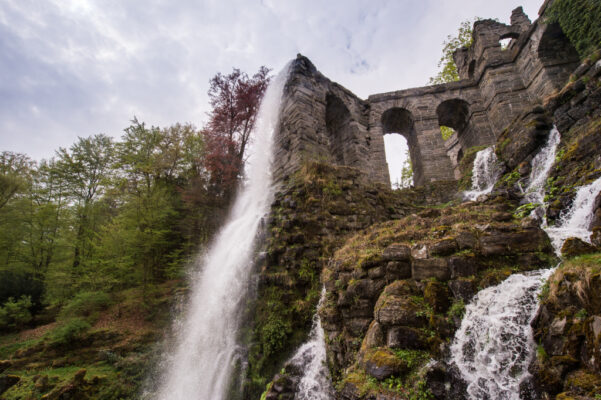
[325,94,352,165]
[537,22,579,65]
[437,99,470,136]
[381,107,424,186]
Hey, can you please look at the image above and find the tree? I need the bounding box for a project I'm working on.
[204,66,270,199]
[429,19,479,85]
[429,18,480,141]
[0,152,34,211]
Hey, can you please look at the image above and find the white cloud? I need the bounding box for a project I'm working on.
[0,0,544,161]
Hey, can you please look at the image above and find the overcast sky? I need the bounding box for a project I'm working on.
[1,0,544,178]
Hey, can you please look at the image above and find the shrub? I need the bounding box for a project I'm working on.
[58,291,111,320]
[0,296,33,331]
[49,318,91,345]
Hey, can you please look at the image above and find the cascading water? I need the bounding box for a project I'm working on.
[451,126,601,399]
[522,126,561,209]
[450,269,553,400]
[544,176,601,254]
[463,146,502,201]
[288,287,334,400]
[153,64,290,400]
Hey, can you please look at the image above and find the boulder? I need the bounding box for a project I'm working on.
[374,295,426,327]
[361,349,407,380]
[448,255,480,278]
[561,237,598,257]
[386,326,425,349]
[382,243,411,261]
[412,258,450,281]
[428,238,458,257]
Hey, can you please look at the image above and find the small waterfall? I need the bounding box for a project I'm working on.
[153,64,290,400]
[545,176,601,254]
[450,126,601,399]
[463,146,502,201]
[450,269,553,400]
[288,287,334,400]
[522,126,561,208]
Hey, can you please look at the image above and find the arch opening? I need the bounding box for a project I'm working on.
[381,107,421,187]
[437,99,470,142]
[499,32,520,50]
[325,94,352,165]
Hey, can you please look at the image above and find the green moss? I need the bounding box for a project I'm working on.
[547,0,601,58]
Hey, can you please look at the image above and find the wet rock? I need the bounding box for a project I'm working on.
[412,258,450,281]
[561,237,598,257]
[363,321,385,349]
[455,231,478,250]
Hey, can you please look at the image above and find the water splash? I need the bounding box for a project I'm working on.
[522,126,561,208]
[288,287,334,400]
[153,64,290,400]
[545,176,601,254]
[463,147,502,201]
[450,269,554,400]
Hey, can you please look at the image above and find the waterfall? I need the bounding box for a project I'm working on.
[544,176,601,254]
[463,146,502,201]
[451,126,601,399]
[450,268,553,400]
[288,287,333,400]
[522,126,561,208]
[153,64,290,400]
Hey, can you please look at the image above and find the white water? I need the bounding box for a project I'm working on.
[451,126,601,399]
[450,269,553,400]
[545,176,601,254]
[154,64,290,400]
[288,287,334,400]
[463,146,502,201]
[522,126,561,208]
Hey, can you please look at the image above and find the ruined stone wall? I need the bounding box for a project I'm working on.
[273,6,580,188]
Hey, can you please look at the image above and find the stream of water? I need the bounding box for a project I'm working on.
[463,146,502,201]
[153,64,290,400]
[288,287,334,400]
[451,126,600,399]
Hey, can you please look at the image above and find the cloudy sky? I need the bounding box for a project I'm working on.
[1,0,544,180]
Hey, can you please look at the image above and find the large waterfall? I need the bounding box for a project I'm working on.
[154,64,290,400]
[451,126,600,399]
[288,287,334,400]
[463,146,502,201]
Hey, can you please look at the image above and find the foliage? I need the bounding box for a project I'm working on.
[0,296,32,331]
[429,19,480,85]
[515,203,538,219]
[440,126,455,141]
[447,298,466,320]
[204,66,271,199]
[58,291,111,320]
[547,0,601,57]
[48,317,91,345]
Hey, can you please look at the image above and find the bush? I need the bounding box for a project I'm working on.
[0,295,33,331]
[49,318,91,345]
[58,291,111,320]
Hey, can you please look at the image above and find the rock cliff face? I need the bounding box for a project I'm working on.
[252,28,601,400]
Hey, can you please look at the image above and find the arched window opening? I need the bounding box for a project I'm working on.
[499,32,519,50]
[381,107,421,188]
[437,99,470,142]
[383,134,412,189]
[325,94,352,165]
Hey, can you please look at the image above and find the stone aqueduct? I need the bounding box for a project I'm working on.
[273,5,580,186]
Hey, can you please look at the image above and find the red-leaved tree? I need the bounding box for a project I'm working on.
[203,66,270,199]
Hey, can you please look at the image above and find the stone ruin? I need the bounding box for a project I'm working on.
[272,5,580,186]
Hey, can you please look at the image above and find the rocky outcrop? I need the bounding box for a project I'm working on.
[531,257,601,398]
[319,199,557,399]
